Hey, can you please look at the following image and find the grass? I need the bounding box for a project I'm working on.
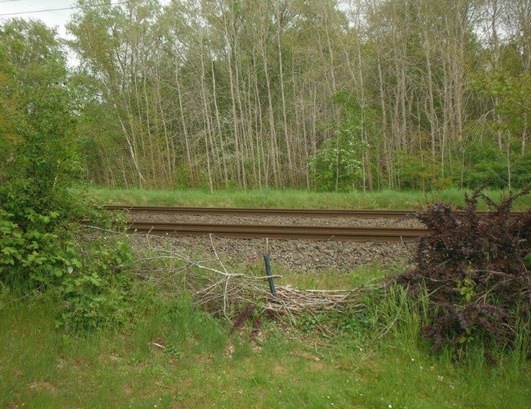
[80,186,531,211]
[1,276,529,409]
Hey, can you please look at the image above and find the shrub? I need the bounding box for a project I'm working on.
[398,189,531,357]
[394,152,453,191]
[0,19,138,332]
[58,235,134,331]
[309,129,363,191]
[511,152,531,188]
[0,208,81,291]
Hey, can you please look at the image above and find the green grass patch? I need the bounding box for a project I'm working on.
[80,186,531,211]
[1,280,529,409]
[269,265,394,290]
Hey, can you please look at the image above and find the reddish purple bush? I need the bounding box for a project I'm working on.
[398,190,530,355]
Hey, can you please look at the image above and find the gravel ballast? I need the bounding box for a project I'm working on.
[129,213,418,273]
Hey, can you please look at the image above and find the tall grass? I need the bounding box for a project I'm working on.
[352,284,531,409]
[80,186,531,211]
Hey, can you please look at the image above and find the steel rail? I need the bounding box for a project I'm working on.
[106,205,524,219]
[127,221,428,242]
[106,205,411,218]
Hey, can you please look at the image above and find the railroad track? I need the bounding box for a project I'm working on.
[106,205,523,242]
[105,205,411,219]
[106,206,428,242]
[127,221,428,242]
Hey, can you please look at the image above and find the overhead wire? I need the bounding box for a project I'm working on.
[0,1,129,17]
[0,7,77,17]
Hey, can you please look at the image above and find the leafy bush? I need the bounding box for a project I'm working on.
[394,152,453,191]
[309,128,363,191]
[461,140,508,189]
[398,190,530,357]
[0,20,136,332]
[461,137,531,190]
[58,235,134,331]
[511,152,531,188]
[0,208,81,291]
[0,200,135,331]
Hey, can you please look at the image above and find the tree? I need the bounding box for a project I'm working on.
[63,0,526,191]
[0,19,79,212]
[0,19,83,289]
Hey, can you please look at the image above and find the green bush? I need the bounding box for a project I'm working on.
[394,152,453,191]
[461,138,530,189]
[0,19,136,332]
[309,128,364,191]
[511,152,531,188]
[58,236,134,331]
[0,208,81,291]
[461,140,507,188]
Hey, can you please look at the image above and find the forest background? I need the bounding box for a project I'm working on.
[1,0,529,193]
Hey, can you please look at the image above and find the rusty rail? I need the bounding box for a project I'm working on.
[127,221,428,242]
[106,205,411,219]
[103,205,521,242]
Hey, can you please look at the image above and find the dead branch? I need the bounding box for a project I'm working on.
[133,232,384,327]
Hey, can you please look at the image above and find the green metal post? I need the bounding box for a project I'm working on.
[263,254,276,295]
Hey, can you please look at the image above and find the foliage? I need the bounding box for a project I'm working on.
[309,100,370,191]
[309,130,363,191]
[461,138,508,188]
[470,70,531,142]
[58,235,134,332]
[0,209,80,291]
[398,190,531,357]
[0,206,135,331]
[0,19,82,291]
[394,151,452,191]
[460,137,531,190]
[41,1,531,190]
[0,19,79,195]
[0,19,135,332]
[511,153,531,188]
[0,0,512,191]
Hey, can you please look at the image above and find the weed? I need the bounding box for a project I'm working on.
[1,285,530,408]
[58,235,135,332]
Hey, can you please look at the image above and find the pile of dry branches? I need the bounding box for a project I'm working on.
[136,234,379,326]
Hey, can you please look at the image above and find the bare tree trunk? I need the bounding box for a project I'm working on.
[175,70,194,186]
[199,39,214,192]
[210,60,229,188]
[275,2,293,185]
[261,36,281,187]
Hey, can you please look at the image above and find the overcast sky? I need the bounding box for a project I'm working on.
[0,0,79,37]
